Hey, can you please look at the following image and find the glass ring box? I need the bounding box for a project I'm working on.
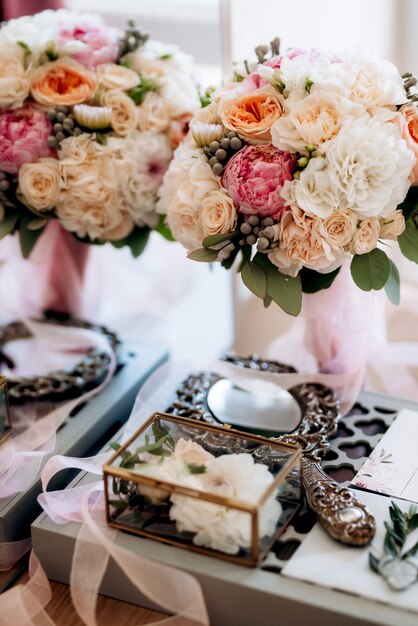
[0,376,12,445]
[104,412,302,566]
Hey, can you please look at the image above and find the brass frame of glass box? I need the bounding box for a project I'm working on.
[0,376,12,445]
[103,411,302,567]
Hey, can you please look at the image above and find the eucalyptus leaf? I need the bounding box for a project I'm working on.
[221,246,240,270]
[27,217,47,231]
[408,514,418,531]
[398,220,418,263]
[203,230,239,249]
[369,552,380,573]
[187,247,218,262]
[0,210,20,239]
[384,260,400,305]
[186,463,207,474]
[254,253,302,316]
[263,295,272,308]
[350,249,391,291]
[19,216,44,258]
[241,259,267,299]
[300,267,340,294]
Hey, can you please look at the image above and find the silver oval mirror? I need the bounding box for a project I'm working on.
[206,378,302,435]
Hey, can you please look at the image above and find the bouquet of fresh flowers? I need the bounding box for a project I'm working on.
[0,10,200,258]
[159,40,418,315]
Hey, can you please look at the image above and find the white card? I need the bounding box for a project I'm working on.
[282,491,418,613]
[351,409,418,502]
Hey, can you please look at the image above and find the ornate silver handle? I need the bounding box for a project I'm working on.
[302,456,376,546]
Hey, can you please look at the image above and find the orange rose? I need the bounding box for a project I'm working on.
[220,88,283,144]
[396,105,418,185]
[30,57,96,107]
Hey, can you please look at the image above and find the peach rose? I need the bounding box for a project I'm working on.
[96,63,140,91]
[101,89,138,136]
[379,210,405,240]
[350,217,381,255]
[0,44,30,109]
[323,210,358,248]
[30,57,97,107]
[200,190,237,237]
[268,206,341,276]
[137,92,170,133]
[220,88,283,144]
[395,105,418,184]
[17,158,61,212]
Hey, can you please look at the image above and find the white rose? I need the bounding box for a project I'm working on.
[17,158,61,212]
[101,89,138,136]
[200,190,237,237]
[96,63,140,91]
[159,72,200,118]
[0,44,30,109]
[350,217,381,254]
[326,116,414,218]
[379,210,406,240]
[137,92,170,132]
[291,157,339,219]
[268,205,343,276]
[323,209,358,248]
[271,91,364,154]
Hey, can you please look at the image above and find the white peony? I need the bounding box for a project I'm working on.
[272,90,364,154]
[115,130,173,228]
[325,115,414,218]
[343,53,407,112]
[289,157,339,219]
[169,453,282,555]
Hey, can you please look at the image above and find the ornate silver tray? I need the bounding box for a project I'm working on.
[0,318,121,404]
[165,355,376,547]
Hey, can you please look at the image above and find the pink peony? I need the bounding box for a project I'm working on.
[222,145,297,218]
[58,24,118,70]
[0,106,54,175]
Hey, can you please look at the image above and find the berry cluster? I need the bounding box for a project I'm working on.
[203,131,244,177]
[47,106,83,149]
[238,215,278,251]
[117,20,149,59]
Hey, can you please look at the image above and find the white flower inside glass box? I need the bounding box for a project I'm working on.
[103,412,302,566]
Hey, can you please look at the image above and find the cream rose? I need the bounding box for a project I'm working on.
[56,133,133,241]
[271,92,364,154]
[96,63,140,91]
[166,198,205,251]
[101,89,138,136]
[323,209,358,248]
[0,44,30,109]
[350,217,381,254]
[137,92,170,133]
[200,190,237,237]
[379,210,405,240]
[17,158,61,212]
[268,206,342,276]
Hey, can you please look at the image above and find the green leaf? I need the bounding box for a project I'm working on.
[408,513,418,531]
[155,214,175,242]
[220,246,240,270]
[403,540,418,559]
[202,230,239,249]
[398,219,418,263]
[96,132,108,146]
[241,259,267,299]
[263,295,272,308]
[158,53,172,60]
[350,249,391,291]
[27,217,47,231]
[369,552,380,573]
[19,216,44,258]
[300,267,341,294]
[187,248,218,262]
[108,442,121,452]
[384,531,399,557]
[253,253,302,316]
[384,260,400,305]
[186,463,207,474]
[399,187,418,220]
[0,210,20,239]
[128,76,159,105]
[112,228,150,258]
[17,40,31,55]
